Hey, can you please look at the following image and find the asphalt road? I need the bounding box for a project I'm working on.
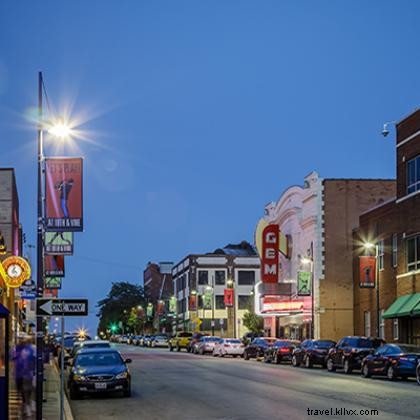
[69,344,419,420]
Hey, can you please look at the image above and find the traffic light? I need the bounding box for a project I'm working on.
[110,323,118,333]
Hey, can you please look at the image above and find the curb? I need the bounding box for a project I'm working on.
[52,361,74,420]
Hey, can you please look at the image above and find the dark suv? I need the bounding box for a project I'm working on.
[243,337,277,360]
[326,336,384,374]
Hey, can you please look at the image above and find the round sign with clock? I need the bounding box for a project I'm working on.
[1,256,31,288]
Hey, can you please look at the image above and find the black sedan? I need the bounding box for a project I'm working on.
[292,339,336,368]
[264,339,300,364]
[243,337,277,360]
[68,348,132,399]
[361,343,420,380]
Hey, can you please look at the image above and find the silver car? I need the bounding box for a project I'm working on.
[150,335,169,348]
[195,336,221,355]
[213,338,244,357]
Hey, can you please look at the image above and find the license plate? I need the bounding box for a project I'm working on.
[95,382,107,389]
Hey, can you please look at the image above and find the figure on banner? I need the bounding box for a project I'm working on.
[55,178,74,218]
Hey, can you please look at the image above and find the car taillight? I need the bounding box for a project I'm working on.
[280,348,290,353]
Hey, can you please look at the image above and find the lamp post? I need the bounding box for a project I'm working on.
[226,278,236,338]
[301,242,314,339]
[364,242,380,337]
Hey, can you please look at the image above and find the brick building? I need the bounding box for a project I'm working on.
[354,109,420,345]
[262,172,395,341]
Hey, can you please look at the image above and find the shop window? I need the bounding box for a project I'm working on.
[378,240,384,271]
[198,270,209,285]
[364,311,371,337]
[238,295,250,310]
[215,295,225,309]
[407,155,420,194]
[407,236,420,271]
[392,234,398,268]
[238,271,255,285]
[215,270,226,285]
[393,319,399,340]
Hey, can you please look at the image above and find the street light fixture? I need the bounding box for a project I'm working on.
[364,241,380,338]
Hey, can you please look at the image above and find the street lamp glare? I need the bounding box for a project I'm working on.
[48,119,72,139]
[364,242,375,250]
[301,257,311,265]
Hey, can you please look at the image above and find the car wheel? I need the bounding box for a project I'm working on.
[264,354,270,363]
[176,345,181,352]
[343,359,353,374]
[220,352,225,358]
[292,355,300,367]
[244,351,249,360]
[169,345,173,352]
[152,342,155,348]
[305,355,313,369]
[387,365,396,381]
[416,365,420,385]
[327,357,336,372]
[212,350,217,357]
[69,387,80,400]
[200,348,204,355]
[274,354,280,364]
[361,363,371,378]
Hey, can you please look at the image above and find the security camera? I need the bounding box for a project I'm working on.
[382,123,389,137]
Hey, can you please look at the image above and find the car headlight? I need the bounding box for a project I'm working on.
[73,374,87,382]
[115,371,128,380]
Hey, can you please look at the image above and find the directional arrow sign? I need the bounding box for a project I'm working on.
[36,298,88,317]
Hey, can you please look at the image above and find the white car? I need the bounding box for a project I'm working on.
[213,338,244,357]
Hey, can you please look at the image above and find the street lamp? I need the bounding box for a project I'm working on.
[364,242,380,338]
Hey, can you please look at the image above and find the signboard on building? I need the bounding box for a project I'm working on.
[261,296,305,314]
[44,277,62,289]
[260,224,279,283]
[44,232,73,255]
[224,289,234,307]
[188,295,197,311]
[44,255,65,277]
[0,256,32,288]
[359,256,376,288]
[45,157,83,231]
[156,301,165,315]
[297,271,311,296]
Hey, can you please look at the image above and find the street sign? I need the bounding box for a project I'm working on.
[36,298,88,316]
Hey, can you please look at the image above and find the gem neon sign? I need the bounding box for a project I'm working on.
[261,298,304,313]
[0,256,32,288]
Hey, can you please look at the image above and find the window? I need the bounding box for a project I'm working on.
[378,240,384,271]
[392,234,398,268]
[364,311,371,337]
[198,270,209,285]
[238,295,250,310]
[215,270,226,285]
[407,235,420,271]
[393,318,399,340]
[379,309,385,340]
[407,155,420,194]
[237,271,255,285]
[215,295,225,309]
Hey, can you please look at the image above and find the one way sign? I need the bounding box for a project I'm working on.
[36,298,88,317]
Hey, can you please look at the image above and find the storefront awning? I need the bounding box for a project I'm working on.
[383,293,420,318]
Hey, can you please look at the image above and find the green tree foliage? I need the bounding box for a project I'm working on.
[97,282,145,335]
[242,311,264,333]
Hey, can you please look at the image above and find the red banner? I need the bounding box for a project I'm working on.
[45,158,83,231]
[224,289,234,307]
[44,288,58,297]
[359,256,376,288]
[156,301,165,315]
[261,224,279,283]
[188,295,197,311]
[44,255,65,277]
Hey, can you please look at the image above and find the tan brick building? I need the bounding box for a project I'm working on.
[354,109,420,345]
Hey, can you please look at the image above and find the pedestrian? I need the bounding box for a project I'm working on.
[13,336,36,417]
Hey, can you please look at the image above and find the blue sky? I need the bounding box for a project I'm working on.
[1,1,419,334]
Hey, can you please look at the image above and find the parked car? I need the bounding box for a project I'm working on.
[139,335,151,347]
[213,338,244,357]
[144,335,155,347]
[68,348,132,399]
[292,339,336,368]
[417,360,420,385]
[242,332,264,346]
[195,336,221,355]
[130,335,141,346]
[150,335,169,347]
[361,343,420,380]
[168,332,193,351]
[264,339,300,364]
[243,337,277,360]
[118,335,129,344]
[187,332,208,353]
[326,336,385,374]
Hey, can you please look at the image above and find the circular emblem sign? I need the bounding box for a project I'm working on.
[2,256,32,288]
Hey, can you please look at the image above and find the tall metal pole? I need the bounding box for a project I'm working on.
[311,242,315,339]
[211,276,215,336]
[376,244,380,338]
[60,317,65,420]
[36,71,44,420]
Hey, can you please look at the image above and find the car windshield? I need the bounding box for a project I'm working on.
[84,343,110,349]
[274,340,294,347]
[226,339,241,344]
[398,345,420,354]
[346,338,373,348]
[206,337,220,342]
[75,352,123,367]
[314,340,335,349]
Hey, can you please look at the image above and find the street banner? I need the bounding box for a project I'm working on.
[45,157,83,231]
[169,296,177,314]
[44,288,58,297]
[203,289,213,309]
[157,301,165,315]
[359,256,376,288]
[44,277,62,289]
[44,232,73,255]
[188,295,197,311]
[297,271,311,296]
[261,224,279,283]
[146,304,154,318]
[44,255,65,277]
[224,288,234,307]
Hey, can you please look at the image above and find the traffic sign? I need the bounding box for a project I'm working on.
[36,298,88,316]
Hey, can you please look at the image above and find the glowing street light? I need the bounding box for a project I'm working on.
[47,119,73,139]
